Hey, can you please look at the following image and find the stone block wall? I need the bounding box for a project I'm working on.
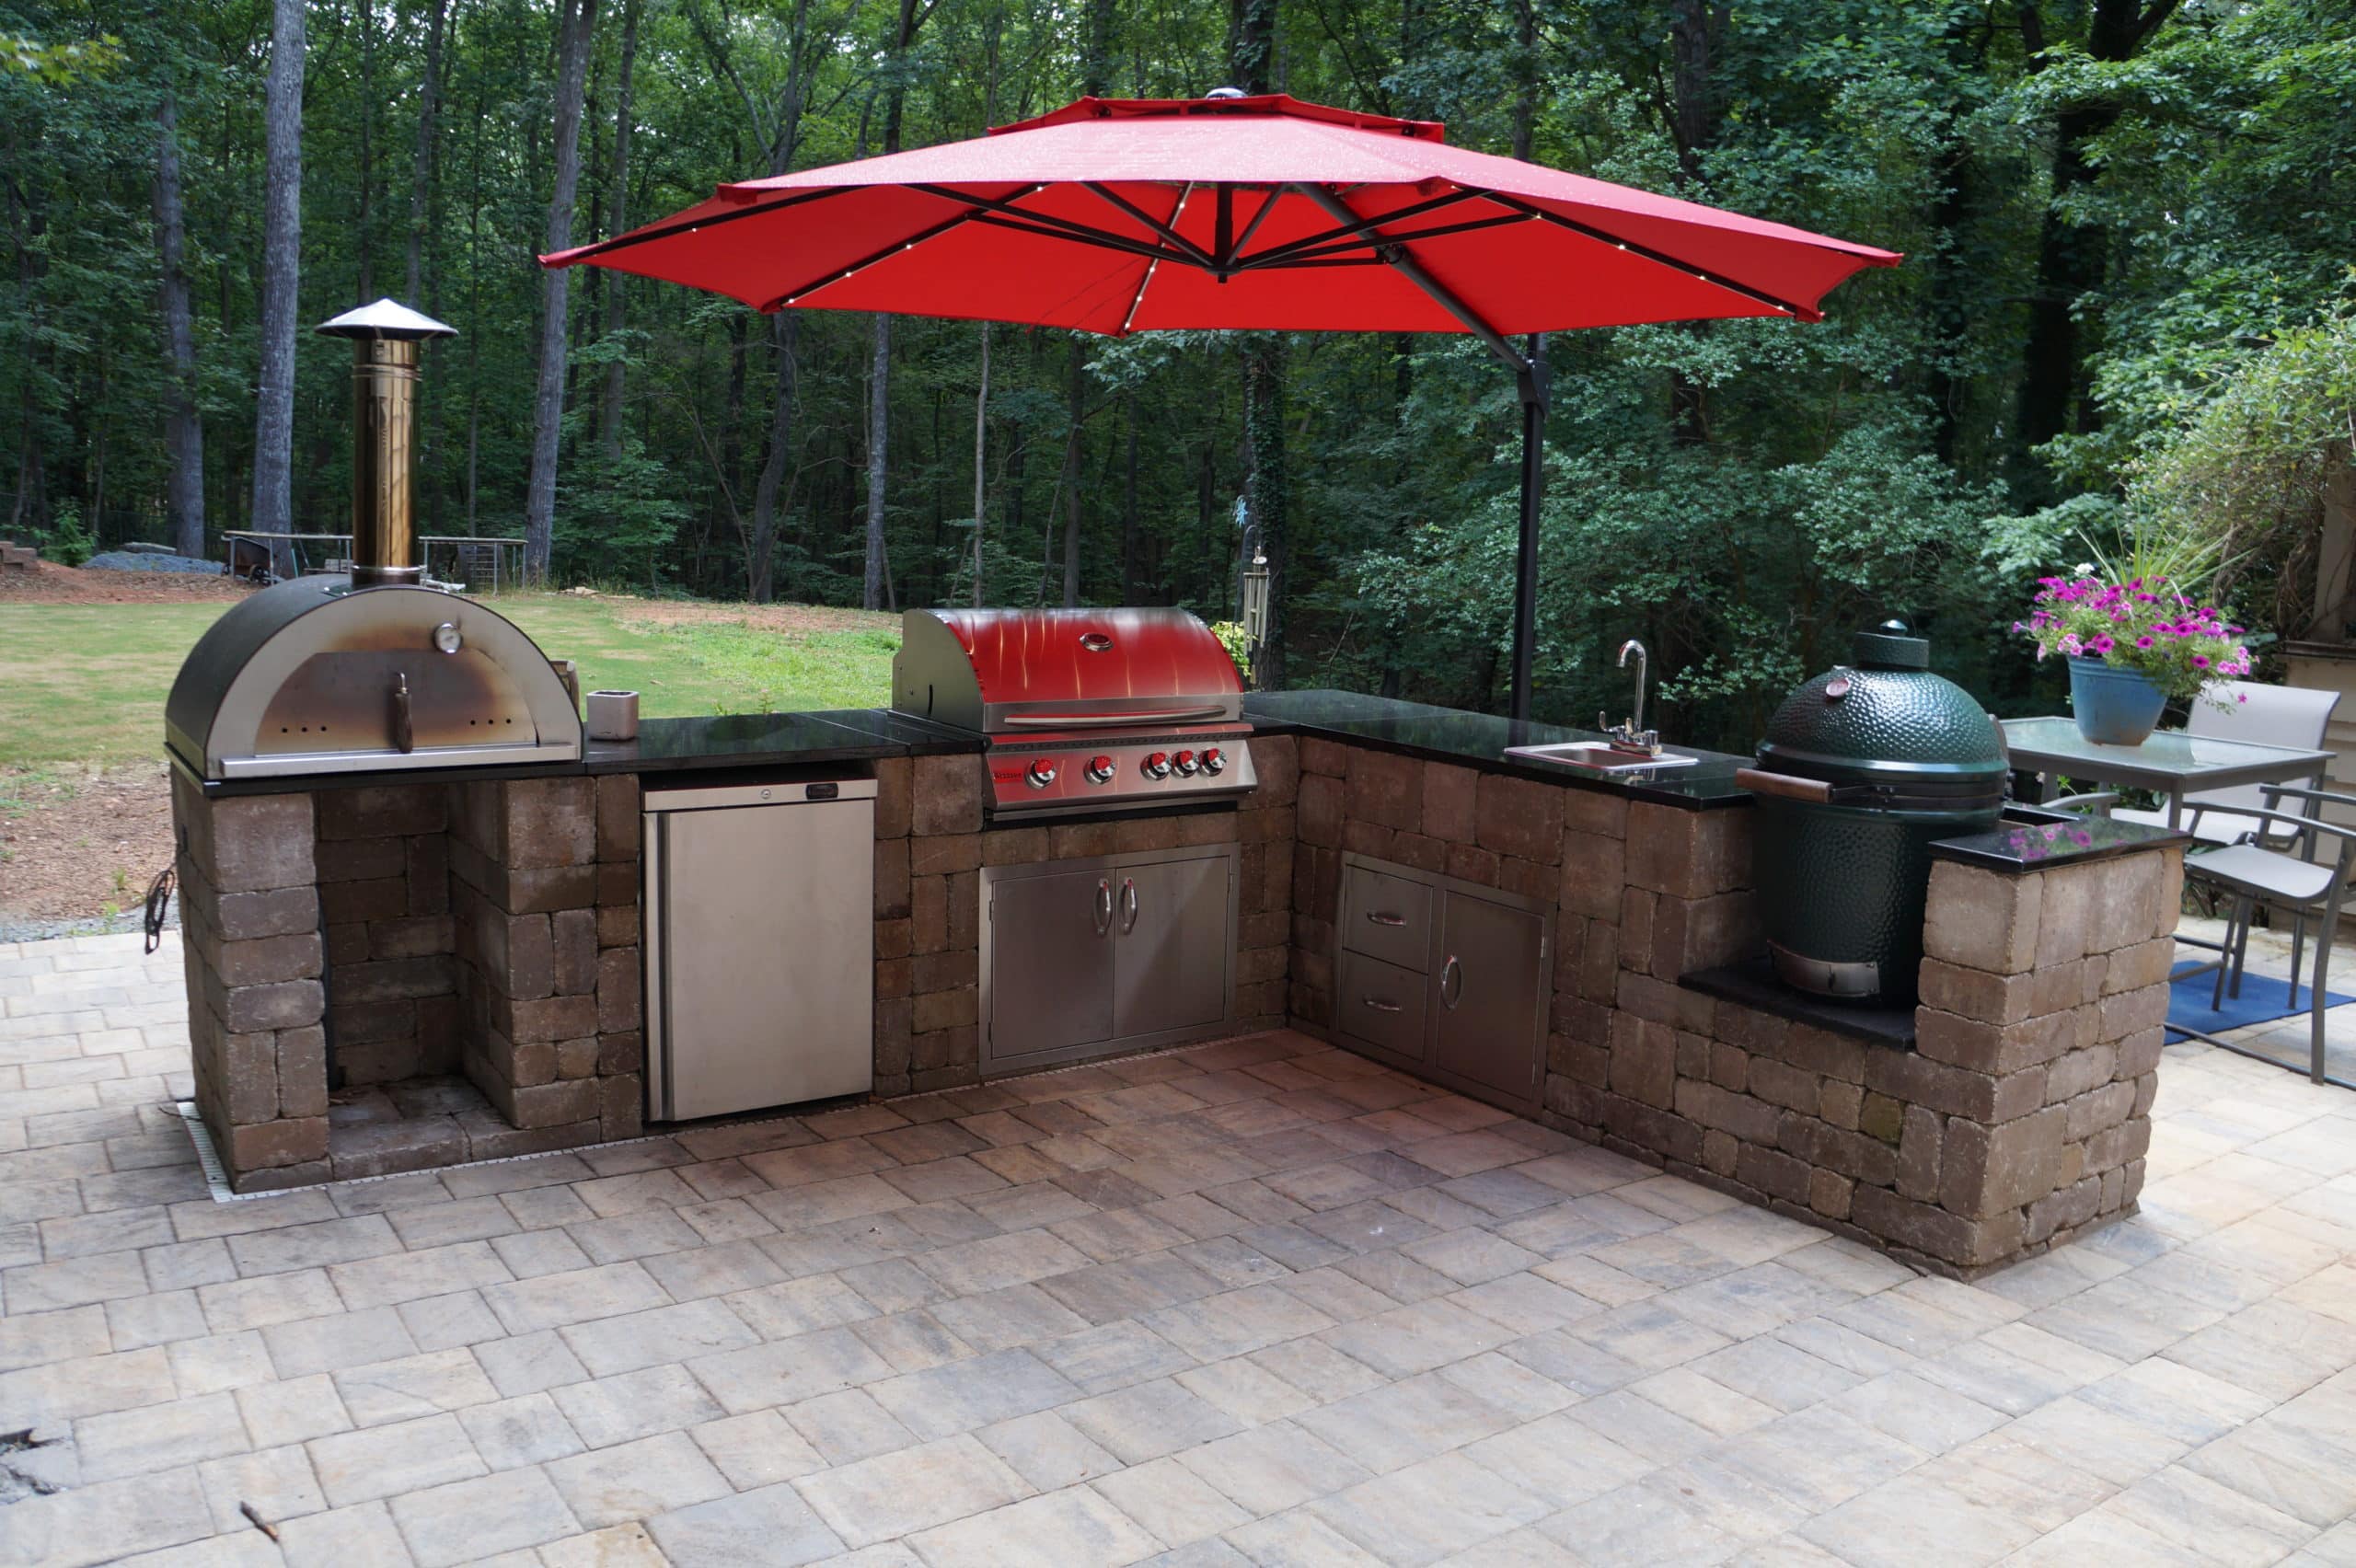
[449,775,643,1148]
[1286,740,1757,1045]
[172,769,330,1187]
[872,734,1297,1099]
[317,786,458,1085]
[1282,734,2181,1279]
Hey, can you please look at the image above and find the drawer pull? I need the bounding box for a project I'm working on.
[1440,956,1463,1010]
[1360,996,1404,1014]
[1365,910,1408,927]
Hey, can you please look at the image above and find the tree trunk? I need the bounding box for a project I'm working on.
[863,316,892,608]
[1062,339,1085,606]
[404,0,446,303]
[1083,0,1114,97]
[524,0,603,583]
[156,95,204,560]
[971,322,989,605]
[747,313,798,602]
[1666,0,1721,444]
[1230,0,1287,679]
[2012,0,2177,485]
[599,0,641,462]
[862,0,922,610]
[1121,389,1140,602]
[741,0,815,602]
[1511,0,1536,160]
[249,0,306,566]
[356,0,376,300]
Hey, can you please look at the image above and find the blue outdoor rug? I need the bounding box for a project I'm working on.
[2165,962,2354,1041]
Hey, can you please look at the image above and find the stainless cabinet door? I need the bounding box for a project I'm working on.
[987,866,1116,1061]
[655,801,874,1121]
[1112,851,1230,1040]
[1430,889,1546,1106]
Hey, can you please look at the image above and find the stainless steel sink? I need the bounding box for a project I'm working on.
[1503,740,1701,774]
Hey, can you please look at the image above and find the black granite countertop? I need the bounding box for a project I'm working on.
[583,708,976,774]
[1243,689,1755,810]
[1928,806,2187,874]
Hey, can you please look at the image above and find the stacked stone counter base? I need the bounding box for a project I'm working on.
[173,770,643,1193]
[868,736,1296,1098]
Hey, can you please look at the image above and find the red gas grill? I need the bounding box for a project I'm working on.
[891,608,1258,819]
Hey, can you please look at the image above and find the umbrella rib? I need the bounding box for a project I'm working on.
[1483,192,1817,319]
[965,213,1194,266]
[1224,186,1286,268]
[1288,183,1527,371]
[760,203,1001,311]
[1082,182,1213,267]
[910,184,1198,267]
[1230,188,1485,271]
[1120,182,1194,334]
[550,185,849,266]
[1240,211,1533,269]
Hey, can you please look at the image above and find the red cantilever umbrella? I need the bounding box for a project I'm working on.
[546,92,1900,717]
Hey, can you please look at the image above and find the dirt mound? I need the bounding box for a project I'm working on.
[0,765,175,922]
[0,557,252,605]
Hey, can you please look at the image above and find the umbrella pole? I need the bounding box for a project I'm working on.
[1510,334,1549,723]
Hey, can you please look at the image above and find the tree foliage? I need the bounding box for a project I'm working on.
[2,0,2352,750]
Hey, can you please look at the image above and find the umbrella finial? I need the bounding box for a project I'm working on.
[1205,86,1246,100]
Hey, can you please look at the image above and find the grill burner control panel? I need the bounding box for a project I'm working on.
[987,730,1256,817]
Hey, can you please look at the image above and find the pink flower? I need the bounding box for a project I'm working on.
[2092,635,2116,653]
[2135,636,2154,649]
[2192,653,2212,669]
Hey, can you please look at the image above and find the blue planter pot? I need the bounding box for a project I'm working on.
[2069,657,2167,745]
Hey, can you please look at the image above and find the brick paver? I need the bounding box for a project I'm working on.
[3,929,2356,1565]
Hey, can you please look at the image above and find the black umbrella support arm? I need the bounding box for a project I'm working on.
[1289,183,1548,721]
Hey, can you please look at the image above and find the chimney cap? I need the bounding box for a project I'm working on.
[316,297,458,340]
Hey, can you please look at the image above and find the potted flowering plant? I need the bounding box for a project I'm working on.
[2018,561,2255,744]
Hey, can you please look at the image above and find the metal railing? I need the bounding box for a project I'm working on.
[220,532,528,593]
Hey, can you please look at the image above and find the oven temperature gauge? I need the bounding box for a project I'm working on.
[1084,755,1115,785]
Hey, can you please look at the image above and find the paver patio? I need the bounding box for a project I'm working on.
[5,925,2356,1566]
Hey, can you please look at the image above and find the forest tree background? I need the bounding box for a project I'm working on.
[3,0,2352,750]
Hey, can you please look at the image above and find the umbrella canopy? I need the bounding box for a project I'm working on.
[546,92,1900,717]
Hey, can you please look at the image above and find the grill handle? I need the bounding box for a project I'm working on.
[1735,767,1831,803]
[1366,910,1408,928]
[999,705,1230,729]
[1093,879,1114,936]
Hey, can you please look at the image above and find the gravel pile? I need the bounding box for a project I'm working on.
[82,550,221,574]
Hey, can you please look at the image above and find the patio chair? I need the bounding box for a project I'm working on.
[2184,783,2356,1084]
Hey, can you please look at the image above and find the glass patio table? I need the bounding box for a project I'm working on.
[1999,716,2335,830]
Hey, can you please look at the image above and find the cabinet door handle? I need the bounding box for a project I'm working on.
[1093,879,1113,936]
[1120,877,1138,933]
[1365,910,1408,927]
[1440,955,1463,1010]
[1361,996,1403,1014]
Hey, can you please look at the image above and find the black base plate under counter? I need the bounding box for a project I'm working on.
[1680,956,1917,1049]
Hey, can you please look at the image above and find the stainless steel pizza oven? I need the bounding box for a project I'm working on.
[891,607,1257,818]
[165,300,583,780]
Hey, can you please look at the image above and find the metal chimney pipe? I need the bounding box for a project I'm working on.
[316,299,457,588]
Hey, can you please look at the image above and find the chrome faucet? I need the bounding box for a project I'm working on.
[1600,639,1659,755]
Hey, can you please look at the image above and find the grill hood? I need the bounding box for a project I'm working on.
[893,607,1245,731]
[891,607,1255,818]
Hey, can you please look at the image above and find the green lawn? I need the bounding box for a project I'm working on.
[0,594,899,769]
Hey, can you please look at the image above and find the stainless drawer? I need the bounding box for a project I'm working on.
[1342,865,1432,971]
[1336,949,1429,1061]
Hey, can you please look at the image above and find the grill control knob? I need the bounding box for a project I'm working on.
[1085,755,1115,785]
[1172,749,1199,777]
[1025,759,1058,790]
[1201,747,1226,775]
[1141,752,1172,779]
